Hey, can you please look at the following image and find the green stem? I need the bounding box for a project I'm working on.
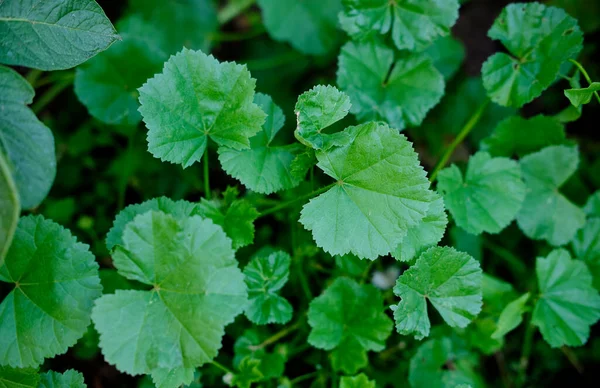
[292,224,313,300]
[258,183,335,218]
[483,239,527,276]
[25,69,43,86]
[218,0,256,25]
[243,51,304,71]
[289,371,319,386]
[209,25,265,42]
[429,98,490,182]
[203,150,211,200]
[32,76,74,114]
[518,314,535,386]
[211,360,234,375]
[569,59,600,104]
[560,346,584,374]
[248,320,303,351]
[117,130,136,210]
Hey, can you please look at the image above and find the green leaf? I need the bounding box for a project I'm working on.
[92,211,247,374]
[233,330,286,380]
[548,0,600,33]
[38,370,86,388]
[337,39,444,130]
[572,218,600,290]
[300,122,433,259]
[339,373,375,388]
[232,357,263,388]
[564,82,600,107]
[532,249,600,347]
[437,152,526,235]
[0,65,56,209]
[0,215,102,368]
[482,3,583,107]
[219,93,302,194]
[307,277,393,374]
[74,16,167,126]
[0,0,118,70]
[584,191,600,217]
[516,145,586,246]
[491,293,530,339]
[244,251,293,325]
[150,367,195,388]
[138,48,266,168]
[294,85,352,150]
[339,0,460,52]
[423,35,465,81]
[392,247,483,339]
[0,366,39,388]
[0,151,19,263]
[409,337,483,388]
[480,115,567,157]
[392,192,448,262]
[257,0,343,55]
[335,254,370,278]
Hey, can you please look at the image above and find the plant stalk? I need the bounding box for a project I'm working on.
[203,150,211,200]
[258,183,335,218]
[248,320,303,351]
[518,314,535,386]
[569,59,600,104]
[218,0,256,25]
[32,76,74,114]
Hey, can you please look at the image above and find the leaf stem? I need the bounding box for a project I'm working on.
[483,238,527,277]
[211,360,234,375]
[248,320,303,351]
[518,314,535,386]
[218,0,256,25]
[429,98,490,182]
[569,59,600,104]
[257,183,335,218]
[560,346,584,374]
[289,371,319,386]
[32,75,74,113]
[25,69,43,86]
[203,150,211,200]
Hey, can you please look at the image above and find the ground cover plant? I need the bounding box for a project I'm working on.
[1,0,600,387]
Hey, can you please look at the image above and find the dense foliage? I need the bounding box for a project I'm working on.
[1,0,599,387]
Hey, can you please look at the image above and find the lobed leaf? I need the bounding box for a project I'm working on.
[564,82,600,107]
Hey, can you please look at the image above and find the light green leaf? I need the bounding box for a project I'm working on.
[74,16,167,126]
[0,366,39,388]
[392,247,483,339]
[0,151,19,264]
[337,39,445,130]
[219,93,303,194]
[532,249,600,347]
[491,293,530,339]
[584,191,600,217]
[294,85,352,150]
[516,145,585,246]
[339,0,460,52]
[339,373,375,388]
[92,211,247,374]
[0,65,56,209]
[196,198,259,250]
[232,357,263,388]
[308,277,392,374]
[572,218,600,290]
[300,122,433,259]
[150,367,195,388]
[257,0,343,55]
[0,215,102,368]
[482,3,583,107]
[481,115,567,157]
[423,35,465,80]
[38,370,85,388]
[244,251,293,325]
[437,152,526,235]
[565,82,600,107]
[392,192,448,262]
[138,48,266,168]
[233,330,286,380]
[0,0,118,70]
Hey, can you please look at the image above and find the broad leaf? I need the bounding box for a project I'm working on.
[219,93,302,194]
[423,35,465,81]
[92,211,247,374]
[340,373,375,388]
[39,370,86,388]
[437,152,526,235]
[244,251,293,325]
[337,39,444,130]
[564,82,600,107]
[392,247,482,339]
[572,218,600,290]
[138,48,265,168]
[584,191,600,217]
[0,366,39,388]
[0,216,102,368]
[150,367,195,388]
[339,0,460,51]
[307,277,392,374]
[0,66,56,209]
[232,357,263,388]
[532,249,600,347]
[233,330,286,380]
[491,293,529,339]
[0,0,118,70]
[482,3,583,107]
[516,145,585,246]
[0,151,19,263]
[300,122,433,259]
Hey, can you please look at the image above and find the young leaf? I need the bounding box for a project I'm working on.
[0,66,56,209]
[257,0,343,55]
[234,330,286,380]
[572,218,600,290]
[423,35,466,81]
[339,0,460,52]
[564,82,600,107]
[0,366,39,388]
[337,39,445,130]
[491,293,530,339]
[307,277,393,374]
[516,145,585,246]
[0,151,19,263]
[0,215,102,368]
[244,251,293,325]
[437,152,526,235]
[138,48,266,168]
[584,191,600,217]
[39,370,86,388]
[92,211,247,375]
[300,122,433,259]
[482,3,583,107]
[532,249,600,347]
[219,93,303,194]
[0,0,119,70]
[340,373,376,388]
[392,247,483,340]
[232,357,263,388]
[294,85,352,150]
[392,193,448,262]
[480,115,567,158]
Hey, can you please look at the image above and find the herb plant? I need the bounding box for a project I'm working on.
[1,0,599,387]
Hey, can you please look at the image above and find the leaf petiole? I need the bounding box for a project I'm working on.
[257,183,335,218]
[204,149,211,200]
[568,59,600,104]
